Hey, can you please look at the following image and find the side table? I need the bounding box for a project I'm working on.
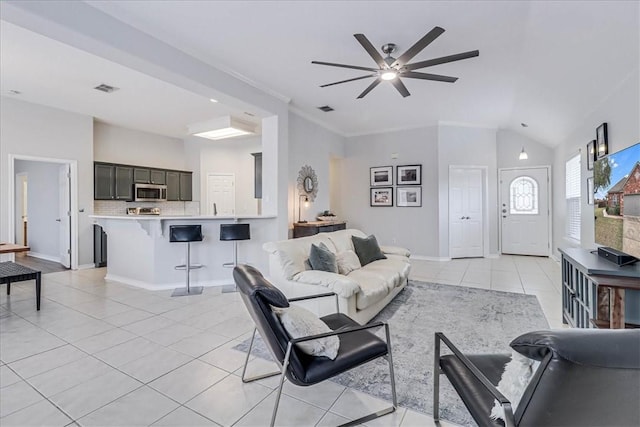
[0,262,41,310]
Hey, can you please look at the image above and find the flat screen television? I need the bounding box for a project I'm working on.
[593,142,640,260]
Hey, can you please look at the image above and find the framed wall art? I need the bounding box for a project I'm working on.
[586,140,595,170]
[397,164,421,185]
[370,187,393,207]
[596,123,608,159]
[370,166,393,186]
[397,186,422,207]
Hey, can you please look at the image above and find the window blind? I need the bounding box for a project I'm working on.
[565,154,581,240]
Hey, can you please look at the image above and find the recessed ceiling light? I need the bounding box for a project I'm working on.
[188,116,256,141]
[209,98,218,103]
[521,123,529,128]
[318,105,334,112]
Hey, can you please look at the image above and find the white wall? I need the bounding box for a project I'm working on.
[496,129,554,169]
[289,113,346,224]
[14,160,61,259]
[194,135,262,215]
[94,121,187,170]
[438,125,499,257]
[552,71,640,257]
[0,97,94,266]
[342,126,440,257]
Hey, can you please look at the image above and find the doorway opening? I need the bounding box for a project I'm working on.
[8,155,78,270]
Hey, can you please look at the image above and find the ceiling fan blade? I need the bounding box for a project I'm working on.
[320,74,377,88]
[402,71,458,83]
[312,61,379,72]
[405,50,479,71]
[357,78,382,99]
[391,78,411,98]
[392,26,445,67]
[354,34,386,68]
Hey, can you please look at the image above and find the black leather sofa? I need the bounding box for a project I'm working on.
[434,329,640,427]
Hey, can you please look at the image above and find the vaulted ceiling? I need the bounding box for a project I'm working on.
[2,1,639,146]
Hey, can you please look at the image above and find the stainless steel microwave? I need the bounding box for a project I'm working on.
[134,183,167,202]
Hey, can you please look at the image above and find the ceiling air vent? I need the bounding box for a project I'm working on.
[94,84,119,93]
[317,105,334,112]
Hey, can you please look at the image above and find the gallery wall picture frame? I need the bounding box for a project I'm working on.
[397,186,422,207]
[397,164,422,185]
[587,140,596,170]
[596,123,608,159]
[370,187,393,207]
[370,166,393,186]
[587,177,594,205]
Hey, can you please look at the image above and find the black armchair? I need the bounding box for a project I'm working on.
[434,329,640,427]
[233,264,397,427]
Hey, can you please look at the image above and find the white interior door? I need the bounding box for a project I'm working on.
[500,167,550,256]
[449,168,484,258]
[207,174,235,215]
[59,164,71,268]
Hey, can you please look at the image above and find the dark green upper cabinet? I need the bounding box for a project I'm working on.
[179,172,192,201]
[166,171,180,201]
[134,168,151,183]
[94,163,115,200]
[150,169,166,185]
[114,166,134,200]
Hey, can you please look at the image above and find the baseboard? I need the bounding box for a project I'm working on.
[486,253,500,259]
[27,251,60,263]
[104,273,232,290]
[549,253,560,263]
[410,255,452,262]
[77,263,96,270]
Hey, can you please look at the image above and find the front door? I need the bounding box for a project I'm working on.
[500,167,550,256]
[206,173,235,216]
[449,167,484,258]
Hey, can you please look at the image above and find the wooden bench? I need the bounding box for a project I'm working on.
[0,262,41,310]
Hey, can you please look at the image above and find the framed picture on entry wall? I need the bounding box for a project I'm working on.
[596,123,608,159]
[370,166,393,186]
[587,177,594,205]
[370,187,393,207]
[586,140,595,170]
[397,186,422,207]
[397,164,421,185]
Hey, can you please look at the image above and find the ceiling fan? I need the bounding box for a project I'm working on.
[312,27,479,99]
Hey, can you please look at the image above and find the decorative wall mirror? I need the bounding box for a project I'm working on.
[297,165,318,201]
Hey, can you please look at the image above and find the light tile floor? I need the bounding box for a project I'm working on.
[0,255,562,426]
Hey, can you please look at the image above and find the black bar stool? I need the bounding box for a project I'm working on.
[220,223,250,292]
[169,225,204,297]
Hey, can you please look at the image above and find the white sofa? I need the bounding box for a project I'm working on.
[262,229,411,324]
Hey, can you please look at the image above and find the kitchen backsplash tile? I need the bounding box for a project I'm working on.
[94,201,200,216]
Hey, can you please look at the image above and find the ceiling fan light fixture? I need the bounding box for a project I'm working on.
[188,116,256,141]
[381,70,398,81]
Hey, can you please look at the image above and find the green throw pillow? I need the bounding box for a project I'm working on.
[351,235,387,266]
[309,242,338,273]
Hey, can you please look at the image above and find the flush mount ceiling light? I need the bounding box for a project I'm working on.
[188,116,256,140]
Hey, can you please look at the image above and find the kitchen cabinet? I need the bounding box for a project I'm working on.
[252,152,262,199]
[94,163,133,200]
[179,172,192,201]
[166,171,180,201]
[134,168,166,185]
[94,163,115,200]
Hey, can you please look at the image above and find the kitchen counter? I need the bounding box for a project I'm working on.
[90,215,278,290]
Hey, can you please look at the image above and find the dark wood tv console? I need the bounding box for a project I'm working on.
[559,248,640,329]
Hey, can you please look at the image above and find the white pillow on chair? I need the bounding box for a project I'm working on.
[490,350,540,421]
[274,305,340,360]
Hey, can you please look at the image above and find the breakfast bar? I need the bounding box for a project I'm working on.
[90,215,276,290]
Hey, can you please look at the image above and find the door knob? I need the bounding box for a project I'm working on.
[502,209,507,213]
[460,216,465,220]
[55,218,61,222]
[465,216,470,220]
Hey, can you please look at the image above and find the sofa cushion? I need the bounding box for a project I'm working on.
[292,270,360,298]
[336,250,361,275]
[326,229,367,253]
[309,243,338,273]
[346,269,392,309]
[366,258,411,287]
[352,235,387,266]
[264,235,337,280]
[380,245,412,258]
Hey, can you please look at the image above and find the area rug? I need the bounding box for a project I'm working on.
[235,281,549,426]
